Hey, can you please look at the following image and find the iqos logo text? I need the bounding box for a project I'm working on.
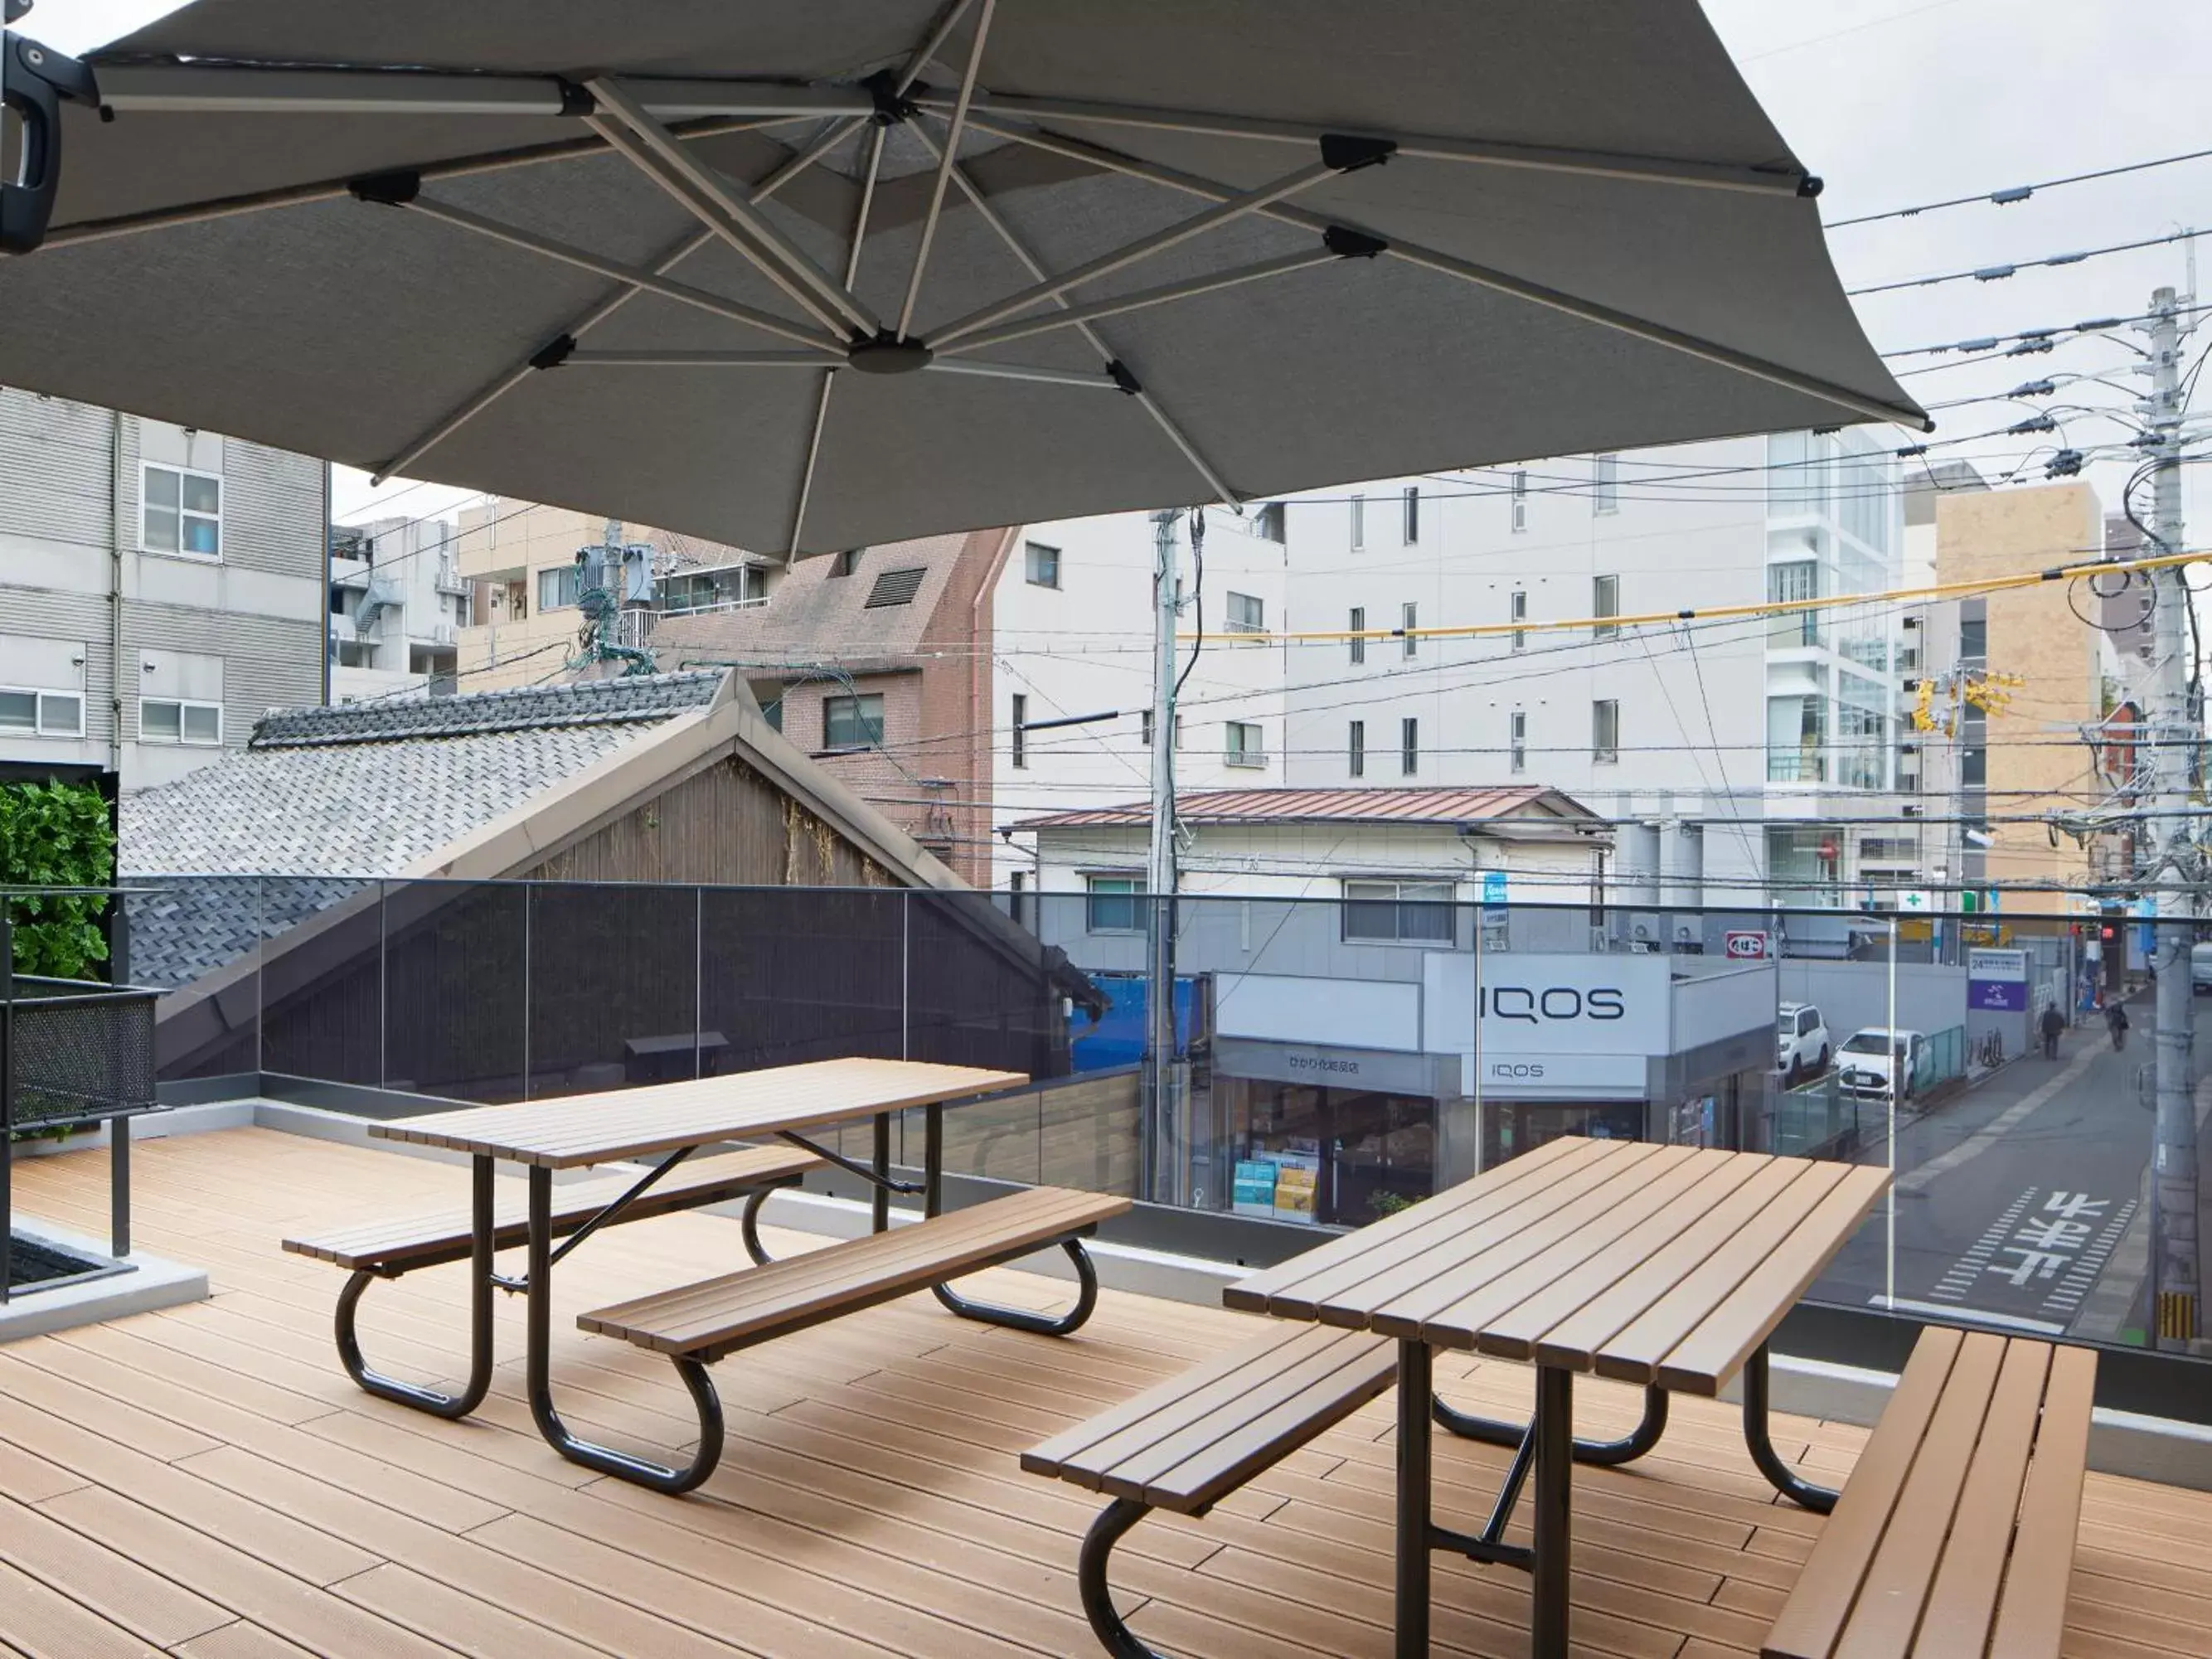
[1480,987,1626,1024]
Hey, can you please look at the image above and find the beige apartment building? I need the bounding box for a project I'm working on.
[454,500,776,691]
[1928,481,2117,914]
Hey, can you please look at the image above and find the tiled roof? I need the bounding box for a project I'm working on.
[1013,785,1591,831]
[119,672,725,987]
[251,671,722,748]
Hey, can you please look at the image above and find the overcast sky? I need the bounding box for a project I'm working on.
[39,0,2212,537]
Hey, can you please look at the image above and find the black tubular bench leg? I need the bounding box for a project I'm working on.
[1079,1499,1168,1659]
[1433,1380,1670,1467]
[932,1236,1101,1334]
[335,1155,495,1419]
[525,1165,723,1494]
[1742,1341,1838,1513]
[740,1186,777,1266]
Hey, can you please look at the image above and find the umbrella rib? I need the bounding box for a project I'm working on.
[922,360,1121,390]
[895,0,996,341]
[925,153,1346,349]
[963,114,1930,431]
[401,197,843,350]
[939,248,1342,355]
[910,117,1241,504]
[369,104,877,485]
[912,90,1816,197]
[565,351,843,367]
[587,76,879,339]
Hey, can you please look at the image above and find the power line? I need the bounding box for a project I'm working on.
[1847,228,2201,298]
[1829,147,2212,230]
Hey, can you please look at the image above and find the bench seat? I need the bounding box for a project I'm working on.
[1763,1325,2096,1659]
[1025,1322,1397,1514]
[579,1184,1131,1362]
[282,1142,821,1272]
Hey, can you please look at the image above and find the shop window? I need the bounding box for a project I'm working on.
[1341,878,1455,944]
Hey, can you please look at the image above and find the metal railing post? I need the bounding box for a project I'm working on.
[2,917,12,1304]
[521,883,533,1101]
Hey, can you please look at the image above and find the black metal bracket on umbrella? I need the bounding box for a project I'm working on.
[1742,1342,1840,1512]
[1432,1379,1671,1467]
[0,32,99,255]
[334,1156,495,1419]
[523,1164,722,1495]
[919,1100,1103,1336]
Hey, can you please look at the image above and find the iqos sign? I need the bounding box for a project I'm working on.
[1426,952,1671,1055]
[1479,984,1627,1026]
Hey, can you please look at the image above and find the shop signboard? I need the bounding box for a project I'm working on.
[1967,947,2029,1012]
[1723,930,1770,960]
[1468,1052,1648,1099]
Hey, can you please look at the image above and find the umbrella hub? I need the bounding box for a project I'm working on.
[846,333,934,376]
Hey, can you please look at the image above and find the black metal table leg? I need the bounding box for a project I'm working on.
[871,1109,891,1234]
[917,1099,1102,1335]
[1742,1341,1839,1513]
[1530,1364,1574,1659]
[524,1163,722,1493]
[1079,1497,1168,1659]
[1396,1338,1432,1657]
[1433,1380,1669,1467]
[109,1111,129,1259]
[336,1153,494,1419]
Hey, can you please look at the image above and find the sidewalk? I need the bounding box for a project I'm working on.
[2076,1058,2212,1345]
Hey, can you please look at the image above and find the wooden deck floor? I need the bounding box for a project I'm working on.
[2,1126,2208,1659]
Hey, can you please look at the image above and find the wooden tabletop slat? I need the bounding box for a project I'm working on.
[1759,1325,1963,1659]
[1476,1152,1770,1361]
[1986,1343,2098,1659]
[1225,1137,1889,1395]
[1220,1135,1592,1316]
[1914,1338,2052,1656]
[1415,1148,1754,1352]
[1588,1160,1854,1386]
[1652,1164,1892,1395]
[1300,1143,1668,1333]
[1526,1155,1819,1370]
[368,1059,1027,1167]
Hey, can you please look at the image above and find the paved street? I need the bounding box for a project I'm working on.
[1811,991,2212,1340]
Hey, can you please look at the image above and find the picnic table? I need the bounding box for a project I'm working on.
[289,1057,1128,1492]
[1224,1137,1890,1657]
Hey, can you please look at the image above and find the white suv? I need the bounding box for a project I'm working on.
[1776,1002,1831,1085]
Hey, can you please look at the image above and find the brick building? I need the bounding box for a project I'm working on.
[649,531,1012,883]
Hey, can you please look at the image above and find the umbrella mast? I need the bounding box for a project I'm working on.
[1145,506,1181,1204]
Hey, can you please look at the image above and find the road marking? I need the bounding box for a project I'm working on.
[1869,1295,2067,1335]
[1931,1190,2034,1302]
[1896,1043,2103,1193]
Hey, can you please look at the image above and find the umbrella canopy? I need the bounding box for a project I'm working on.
[2,1,1923,554]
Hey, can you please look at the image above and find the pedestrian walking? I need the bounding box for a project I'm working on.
[2040,1003,2065,1060]
[2106,998,2130,1052]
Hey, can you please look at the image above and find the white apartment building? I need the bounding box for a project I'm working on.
[0,390,326,790]
[327,514,472,701]
[995,432,1917,909]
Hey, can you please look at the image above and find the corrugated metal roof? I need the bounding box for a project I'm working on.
[1013,785,1591,831]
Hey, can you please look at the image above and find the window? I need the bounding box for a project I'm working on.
[143,463,221,557]
[1509,710,1526,774]
[1349,493,1366,551]
[1510,589,1527,652]
[823,692,885,750]
[0,688,82,737]
[1225,591,1264,634]
[536,565,580,611]
[1254,501,1286,543]
[1511,469,1529,533]
[1341,879,1455,944]
[1024,541,1060,588]
[830,548,861,578]
[1959,613,1988,663]
[1768,559,1822,650]
[1401,716,1419,776]
[140,697,221,745]
[1086,875,1142,934]
[1137,710,1181,748]
[1349,606,1366,665]
[1010,692,1027,769]
[1593,452,1618,515]
[1349,719,1366,778]
[1225,721,1265,767]
[1592,698,1619,764]
[1403,486,1420,544]
[1962,745,1987,788]
[1593,574,1619,640]
[1402,601,1418,659]
[1768,693,1826,783]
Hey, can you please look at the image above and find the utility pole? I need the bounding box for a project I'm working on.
[1144,507,1182,1204]
[2140,284,2201,1348]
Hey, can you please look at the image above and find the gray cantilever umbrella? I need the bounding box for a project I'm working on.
[1,1,1923,554]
